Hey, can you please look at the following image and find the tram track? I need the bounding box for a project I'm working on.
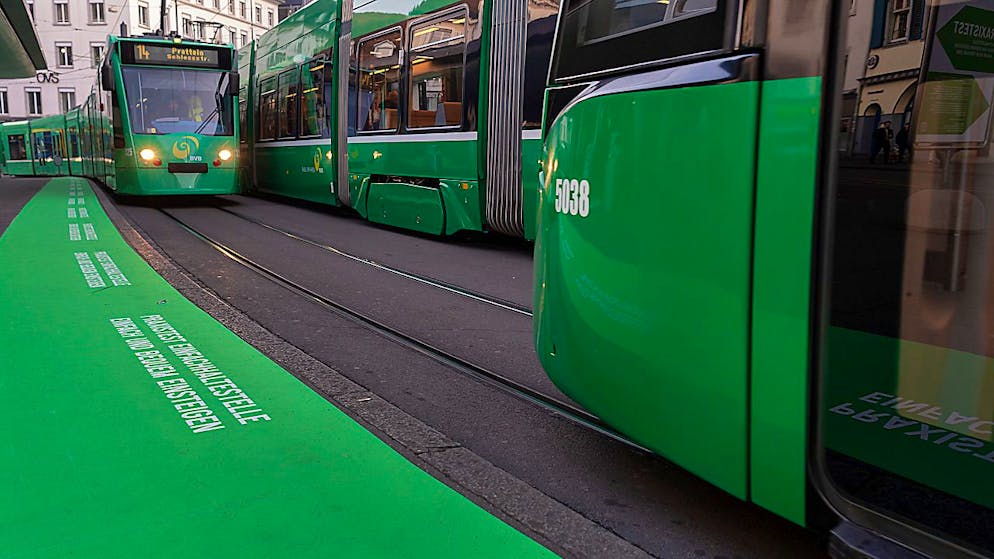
[212,205,533,317]
[157,207,647,454]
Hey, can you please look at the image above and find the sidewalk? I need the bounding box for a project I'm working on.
[0,177,555,558]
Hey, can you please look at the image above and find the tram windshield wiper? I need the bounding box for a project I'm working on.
[193,73,227,135]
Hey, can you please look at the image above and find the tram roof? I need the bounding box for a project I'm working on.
[0,0,46,78]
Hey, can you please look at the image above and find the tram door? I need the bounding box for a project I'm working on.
[537,1,758,498]
[818,0,994,556]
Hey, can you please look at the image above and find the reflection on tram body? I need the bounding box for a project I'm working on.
[824,0,994,552]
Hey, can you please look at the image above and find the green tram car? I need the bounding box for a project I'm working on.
[536,0,994,557]
[239,0,558,238]
[1,35,240,195]
[2,111,90,177]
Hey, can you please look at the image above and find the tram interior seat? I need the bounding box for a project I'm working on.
[384,108,398,129]
[408,103,461,128]
[410,110,437,128]
[441,102,461,125]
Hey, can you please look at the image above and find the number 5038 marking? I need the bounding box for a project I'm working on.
[554,178,590,217]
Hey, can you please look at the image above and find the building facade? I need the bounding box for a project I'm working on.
[277,0,303,20]
[840,0,927,155]
[0,0,281,121]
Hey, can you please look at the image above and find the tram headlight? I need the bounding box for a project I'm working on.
[139,148,156,162]
[217,149,233,162]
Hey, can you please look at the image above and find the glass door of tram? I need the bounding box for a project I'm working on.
[817,1,994,556]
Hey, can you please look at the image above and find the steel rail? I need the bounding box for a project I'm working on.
[158,208,648,453]
[214,205,533,317]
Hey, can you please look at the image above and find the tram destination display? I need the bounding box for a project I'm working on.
[120,42,230,69]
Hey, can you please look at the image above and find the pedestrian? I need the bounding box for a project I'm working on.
[870,121,893,164]
[896,122,911,162]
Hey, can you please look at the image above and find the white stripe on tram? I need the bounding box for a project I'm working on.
[255,138,332,149]
[348,131,478,144]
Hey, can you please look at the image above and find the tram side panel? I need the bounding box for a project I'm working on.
[347,1,484,236]
[66,109,83,177]
[251,0,340,205]
[237,41,255,194]
[535,0,793,513]
[80,93,96,179]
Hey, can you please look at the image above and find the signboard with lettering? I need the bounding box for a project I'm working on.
[916,1,994,147]
[119,42,231,70]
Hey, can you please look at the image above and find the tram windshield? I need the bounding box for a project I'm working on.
[121,67,234,136]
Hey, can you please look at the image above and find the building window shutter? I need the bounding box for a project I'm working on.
[871,0,888,48]
[909,0,926,40]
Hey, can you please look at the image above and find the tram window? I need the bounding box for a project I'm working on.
[111,91,125,148]
[277,68,299,139]
[68,128,79,158]
[407,10,467,130]
[238,90,247,144]
[357,30,402,133]
[347,62,357,135]
[552,0,728,81]
[258,76,277,141]
[300,57,332,138]
[523,5,558,130]
[7,134,26,160]
[34,132,52,163]
[820,0,994,555]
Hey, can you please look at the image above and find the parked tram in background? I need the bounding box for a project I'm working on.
[535,0,994,557]
[238,0,558,238]
[0,35,240,195]
[1,121,35,176]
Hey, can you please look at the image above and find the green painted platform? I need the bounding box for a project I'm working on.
[0,178,555,558]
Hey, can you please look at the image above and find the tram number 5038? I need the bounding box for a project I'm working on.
[554,178,590,218]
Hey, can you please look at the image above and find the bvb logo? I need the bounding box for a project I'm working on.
[313,147,322,172]
[172,136,200,159]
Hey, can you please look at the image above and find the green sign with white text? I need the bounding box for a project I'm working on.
[937,5,994,73]
[917,2,994,147]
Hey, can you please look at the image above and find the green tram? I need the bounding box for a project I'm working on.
[1,112,85,177]
[1,121,36,176]
[535,0,994,556]
[240,0,558,238]
[1,35,240,195]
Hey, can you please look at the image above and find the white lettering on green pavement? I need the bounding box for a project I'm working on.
[109,316,272,433]
[94,251,131,286]
[74,252,106,288]
[169,342,272,425]
[111,317,225,434]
